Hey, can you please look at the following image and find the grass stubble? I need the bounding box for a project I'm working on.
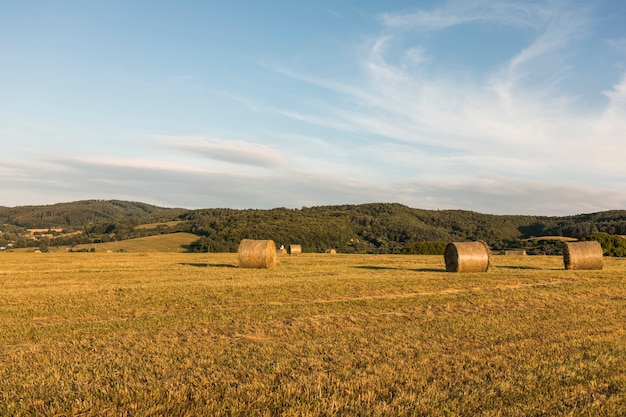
[0,252,625,416]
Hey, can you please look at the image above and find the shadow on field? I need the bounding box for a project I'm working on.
[496,265,547,270]
[352,265,398,271]
[352,266,446,273]
[408,268,447,272]
[180,263,237,268]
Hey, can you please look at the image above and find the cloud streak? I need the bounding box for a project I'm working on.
[1,152,624,215]
[379,0,547,31]
[156,136,287,169]
[271,1,625,185]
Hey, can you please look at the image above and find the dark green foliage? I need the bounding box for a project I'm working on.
[533,210,626,238]
[581,233,626,257]
[0,200,185,228]
[524,240,564,256]
[400,241,448,255]
[3,200,626,255]
[184,207,355,253]
[178,203,557,254]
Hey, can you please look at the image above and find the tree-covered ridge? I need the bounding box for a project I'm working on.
[2,200,626,254]
[183,207,356,253]
[178,203,626,254]
[0,200,186,228]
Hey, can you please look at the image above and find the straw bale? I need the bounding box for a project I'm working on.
[288,244,302,255]
[444,242,490,273]
[325,249,337,254]
[238,239,277,268]
[563,241,603,270]
[505,250,527,256]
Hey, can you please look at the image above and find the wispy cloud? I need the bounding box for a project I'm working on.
[155,136,286,169]
[49,155,212,175]
[232,0,626,216]
[379,0,547,31]
[394,178,626,215]
[489,7,591,100]
[2,155,624,214]
[269,1,624,182]
[2,1,624,215]
[3,156,391,210]
[607,37,626,55]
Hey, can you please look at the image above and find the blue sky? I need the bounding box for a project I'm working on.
[2,0,626,215]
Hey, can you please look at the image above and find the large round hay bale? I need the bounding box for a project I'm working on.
[444,242,490,273]
[288,244,302,255]
[325,248,337,254]
[238,239,277,268]
[563,241,603,270]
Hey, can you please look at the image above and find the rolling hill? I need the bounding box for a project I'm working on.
[2,200,626,254]
[0,200,186,229]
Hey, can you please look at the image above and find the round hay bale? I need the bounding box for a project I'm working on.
[444,242,490,273]
[325,248,337,254]
[287,244,302,255]
[563,241,603,270]
[238,239,277,268]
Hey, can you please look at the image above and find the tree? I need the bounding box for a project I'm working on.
[582,233,626,257]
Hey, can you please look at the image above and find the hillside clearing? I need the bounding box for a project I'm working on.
[135,220,188,230]
[78,232,198,252]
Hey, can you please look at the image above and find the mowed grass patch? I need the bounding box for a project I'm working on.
[135,220,188,230]
[77,232,199,253]
[1,252,625,416]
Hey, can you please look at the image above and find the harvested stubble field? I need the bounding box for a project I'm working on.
[1,252,625,416]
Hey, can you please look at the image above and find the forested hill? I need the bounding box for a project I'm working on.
[0,200,186,228]
[180,204,626,253]
[2,200,626,254]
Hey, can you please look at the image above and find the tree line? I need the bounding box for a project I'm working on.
[2,201,626,255]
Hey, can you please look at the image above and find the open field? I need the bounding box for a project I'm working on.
[523,236,579,242]
[11,232,199,253]
[87,232,199,253]
[135,220,188,230]
[1,252,625,416]
[73,232,199,253]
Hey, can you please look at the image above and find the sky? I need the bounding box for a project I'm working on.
[2,0,626,215]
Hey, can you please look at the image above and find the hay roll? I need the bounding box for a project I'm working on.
[505,250,527,256]
[325,249,337,254]
[287,244,302,255]
[238,239,277,268]
[563,241,603,270]
[444,242,490,273]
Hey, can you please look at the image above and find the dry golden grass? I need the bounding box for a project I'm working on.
[523,236,578,242]
[135,220,187,230]
[82,232,198,253]
[1,252,625,416]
